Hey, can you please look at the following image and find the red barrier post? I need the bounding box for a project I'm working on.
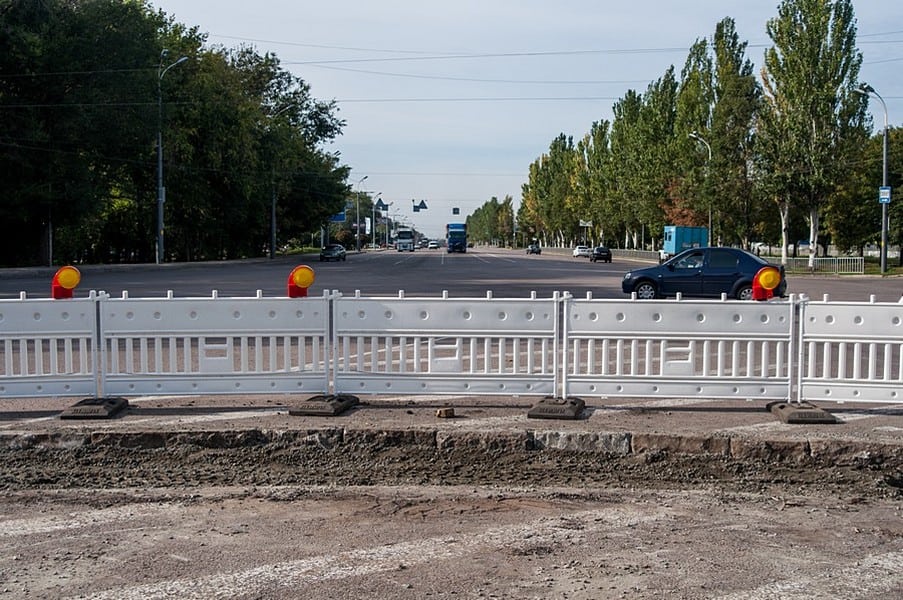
[51,266,81,299]
[287,265,315,298]
[752,266,781,301]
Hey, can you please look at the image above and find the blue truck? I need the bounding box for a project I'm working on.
[446,223,467,253]
[660,226,708,262]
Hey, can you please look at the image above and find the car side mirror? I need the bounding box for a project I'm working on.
[667,263,675,271]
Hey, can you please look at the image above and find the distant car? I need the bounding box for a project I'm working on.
[572,245,591,258]
[428,240,440,249]
[526,243,541,255]
[621,247,787,300]
[590,246,612,263]
[319,244,346,262]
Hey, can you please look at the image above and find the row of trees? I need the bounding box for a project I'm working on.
[1,0,349,267]
[507,0,900,265]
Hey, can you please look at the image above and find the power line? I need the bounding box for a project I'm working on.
[309,63,650,86]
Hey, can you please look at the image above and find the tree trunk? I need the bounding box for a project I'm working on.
[807,207,819,270]
[778,198,790,265]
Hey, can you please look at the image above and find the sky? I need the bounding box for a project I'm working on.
[150,0,903,239]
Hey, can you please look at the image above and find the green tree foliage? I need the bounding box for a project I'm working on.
[758,0,867,264]
[672,38,714,229]
[576,121,613,245]
[827,127,902,256]
[0,0,162,264]
[499,5,885,262]
[520,134,581,246]
[710,19,764,248]
[0,0,346,266]
[469,196,509,245]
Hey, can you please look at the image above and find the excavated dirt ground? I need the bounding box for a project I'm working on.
[1,394,903,599]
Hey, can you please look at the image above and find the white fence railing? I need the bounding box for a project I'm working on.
[98,291,331,397]
[1,291,901,405]
[333,291,560,396]
[782,256,865,274]
[798,296,903,403]
[562,293,796,400]
[0,292,99,398]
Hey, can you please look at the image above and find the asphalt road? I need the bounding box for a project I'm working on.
[0,246,899,301]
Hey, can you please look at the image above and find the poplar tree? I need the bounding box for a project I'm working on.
[757,0,867,265]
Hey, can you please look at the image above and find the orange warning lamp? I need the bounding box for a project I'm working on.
[752,266,781,301]
[287,265,315,297]
[51,265,81,299]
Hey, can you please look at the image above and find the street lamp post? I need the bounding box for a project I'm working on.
[385,202,394,247]
[688,131,713,238]
[268,104,295,260]
[855,84,890,274]
[157,50,188,264]
[355,175,367,252]
[371,192,382,248]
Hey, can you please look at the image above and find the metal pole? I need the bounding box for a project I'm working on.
[270,176,276,259]
[371,192,381,248]
[156,87,163,265]
[689,131,713,240]
[157,53,187,264]
[856,85,890,274]
[267,103,295,260]
[355,175,367,252]
[881,106,889,274]
[385,202,393,247]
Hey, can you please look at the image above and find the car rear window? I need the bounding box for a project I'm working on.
[708,249,739,269]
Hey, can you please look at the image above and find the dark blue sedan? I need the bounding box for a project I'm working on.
[621,247,787,300]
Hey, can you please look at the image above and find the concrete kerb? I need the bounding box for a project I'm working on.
[2,423,900,470]
[2,389,903,492]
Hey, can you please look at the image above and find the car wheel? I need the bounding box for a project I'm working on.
[736,285,753,301]
[634,281,658,300]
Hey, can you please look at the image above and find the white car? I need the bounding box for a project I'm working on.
[428,240,440,249]
[572,245,591,258]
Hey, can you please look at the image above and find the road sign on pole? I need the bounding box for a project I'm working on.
[879,186,891,204]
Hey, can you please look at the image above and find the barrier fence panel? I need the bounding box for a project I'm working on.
[99,291,330,397]
[0,292,100,398]
[332,291,560,396]
[5,289,903,407]
[798,297,903,404]
[563,293,796,401]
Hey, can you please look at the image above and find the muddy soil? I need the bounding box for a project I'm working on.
[2,433,903,599]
